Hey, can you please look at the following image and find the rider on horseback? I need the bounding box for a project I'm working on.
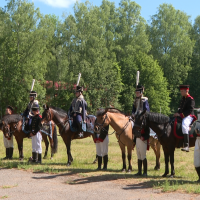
[23,91,39,132]
[174,85,196,152]
[69,86,87,137]
[132,85,150,176]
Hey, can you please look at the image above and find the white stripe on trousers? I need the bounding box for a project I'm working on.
[32,132,42,154]
[96,135,109,157]
[136,138,147,160]
[194,137,200,167]
[3,135,14,148]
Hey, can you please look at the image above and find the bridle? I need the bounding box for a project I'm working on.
[133,114,146,134]
[3,121,19,138]
[95,113,109,132]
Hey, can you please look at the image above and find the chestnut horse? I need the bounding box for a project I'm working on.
[95,108,161,172]
[133,110,196,177]
[1,114,58,160]
[42,106,96,166]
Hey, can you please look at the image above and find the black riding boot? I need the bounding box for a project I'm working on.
[195,167,200,182]
[77,122,84,137]
[181,134,189,152]
[37,153,42,164]
[2,148,9,160]
[97,156,102,170]
[9,147,14,160]
[32,152,37,162]
[142,158,148,177]
[134,159,142,176]
[103,155,108,170]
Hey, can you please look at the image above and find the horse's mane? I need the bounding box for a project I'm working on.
[146,112,170,124]
[96,108,125,116]
[50,106,68,116]
[2,114,22,124]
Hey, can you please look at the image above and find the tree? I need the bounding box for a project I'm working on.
[147,3,195,111]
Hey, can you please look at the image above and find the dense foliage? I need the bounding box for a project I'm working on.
[0,0,199,116]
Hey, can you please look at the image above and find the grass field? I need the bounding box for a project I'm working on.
[0,128,200,194]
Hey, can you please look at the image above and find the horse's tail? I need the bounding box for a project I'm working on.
[52,125,58,154]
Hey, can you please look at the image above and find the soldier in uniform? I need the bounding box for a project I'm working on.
[132,85,150,176]
[69,86,87,136]
[174,85,196,152]
[29,103,42,164]
[2,106,14,160]
[23,91,39,132]
[94,124,109,170]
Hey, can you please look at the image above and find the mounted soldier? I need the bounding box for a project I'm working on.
[132,71,150,176]
[174,85,197,152]
[22,79,39,133]
[68,73,87,137]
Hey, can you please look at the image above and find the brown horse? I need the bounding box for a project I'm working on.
[42,106,96,166]
[95,108,161,172]
[1,114,58,160]
[133,110,196,177]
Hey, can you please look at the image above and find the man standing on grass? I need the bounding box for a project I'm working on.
[2,106,14,160]
[174,85,196,152]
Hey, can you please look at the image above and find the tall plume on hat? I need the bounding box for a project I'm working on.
[30,79,35,92]
[136,71,140,87]
[76,73,81,86]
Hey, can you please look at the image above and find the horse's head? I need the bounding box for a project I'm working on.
[133,110,147,137]
[42,105,53,124]
[95,108,110,132]
[1,121,11,138]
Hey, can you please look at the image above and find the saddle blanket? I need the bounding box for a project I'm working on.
[69,115,96,134]
[173,117,195,139]
[41,121,52,138]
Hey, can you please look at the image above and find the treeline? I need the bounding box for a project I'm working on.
[0,0,199,116]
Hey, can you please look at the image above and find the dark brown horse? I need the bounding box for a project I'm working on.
[1,114,58,160]
[133,110,196,178]
[41,106,95,166]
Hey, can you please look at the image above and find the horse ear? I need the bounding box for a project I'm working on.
[43,104,49,110]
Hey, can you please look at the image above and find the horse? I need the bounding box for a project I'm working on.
[41,105,96,166]
[95,108,161,172]
[1,114,58,160]
[133,110,196,178]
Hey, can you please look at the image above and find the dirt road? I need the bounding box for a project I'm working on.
[0,168,199,200]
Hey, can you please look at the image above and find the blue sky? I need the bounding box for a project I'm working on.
[0,0,199,24]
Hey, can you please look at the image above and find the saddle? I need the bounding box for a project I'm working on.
[69,115,96,134]
[173,117,195,139]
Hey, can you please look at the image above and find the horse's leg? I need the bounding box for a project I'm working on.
[127,145,132,172]
[15,136,24,160]
[42,135,49,159]
[169,150,175,178]
[156,141,161,170]
[162,148,169,177]
[65,137,72,166]
[119,142,126,172]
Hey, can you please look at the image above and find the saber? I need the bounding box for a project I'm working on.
[30,79,35,92]
[76,73,81,86]
[136,71,140,86]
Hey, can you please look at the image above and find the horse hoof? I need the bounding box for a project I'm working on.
[162,173,168,177]
[50,157,53,160]
[154,166,160,171]
[19,158,23,161]
[169,174,175,178]
[121,169,126,172]
[43,156,47,159]
[127,169,132,173]
[67,162,71,166]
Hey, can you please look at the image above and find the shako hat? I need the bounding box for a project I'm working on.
[135,85,144,93]
[6,105,14,111]
[32,102,40,111]
[30,91,37,97]
[76,86,83,93]
[179,85,189,91]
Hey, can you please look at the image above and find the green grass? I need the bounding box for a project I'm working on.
[0,129,200,193]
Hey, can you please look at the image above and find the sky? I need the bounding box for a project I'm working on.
[0,0,199,24]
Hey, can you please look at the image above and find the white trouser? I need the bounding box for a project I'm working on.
[182,115,193,134]
[3,135,14,148]
[136,138,147,160]
[96,135,109,157]
[194,137,200,167]
[32,132,42,154]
